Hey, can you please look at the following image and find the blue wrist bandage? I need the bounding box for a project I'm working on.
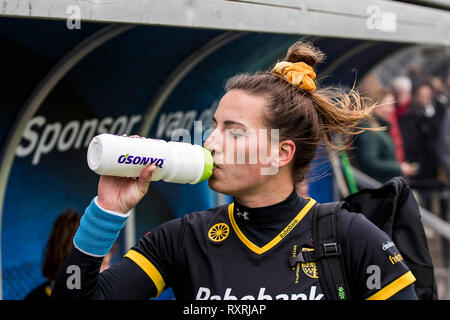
[73,197,130,257]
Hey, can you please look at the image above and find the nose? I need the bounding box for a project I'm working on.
[204,127,222,156]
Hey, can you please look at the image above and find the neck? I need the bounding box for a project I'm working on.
[234,181,295,208]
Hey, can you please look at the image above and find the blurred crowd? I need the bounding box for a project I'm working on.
[354,67,450,216]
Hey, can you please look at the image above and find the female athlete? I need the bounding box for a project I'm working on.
[51,41,417,300]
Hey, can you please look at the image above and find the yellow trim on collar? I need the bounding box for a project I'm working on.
[366,270,416,300]
[44,285,52,297]
[124,249,166,297]
[228,197,316,255]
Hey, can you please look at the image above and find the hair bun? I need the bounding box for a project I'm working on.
[284,41,325,68]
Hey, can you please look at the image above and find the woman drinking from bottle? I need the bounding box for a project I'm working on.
[51,41,417,300]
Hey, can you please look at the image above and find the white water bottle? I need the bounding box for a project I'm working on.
[87,134,213,184]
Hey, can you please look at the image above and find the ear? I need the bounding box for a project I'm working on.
[273,139,296,168]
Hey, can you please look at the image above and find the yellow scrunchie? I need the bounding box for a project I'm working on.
[272,61,316,92]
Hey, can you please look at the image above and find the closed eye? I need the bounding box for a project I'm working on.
[228,128,246,137]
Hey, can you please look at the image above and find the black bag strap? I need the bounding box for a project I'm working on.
[312,202,352,300]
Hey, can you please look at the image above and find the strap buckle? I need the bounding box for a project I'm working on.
[288,253,305,268]
[288,250,317,267]
[323,242,339,256]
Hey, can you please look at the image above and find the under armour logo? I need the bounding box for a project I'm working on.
[236,208,250,221]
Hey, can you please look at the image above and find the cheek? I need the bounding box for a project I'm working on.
[231,162,262,178]
[209,133,273,186]
[234,132,269,166]
[209,157,265,186]
[208,164,266,195]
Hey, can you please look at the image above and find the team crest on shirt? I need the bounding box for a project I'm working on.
[208,223,230,242]
[301,248,319,279]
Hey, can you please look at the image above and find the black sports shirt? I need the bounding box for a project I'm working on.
[51,189,416,300]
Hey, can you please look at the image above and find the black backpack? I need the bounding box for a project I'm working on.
[290,176,438,300]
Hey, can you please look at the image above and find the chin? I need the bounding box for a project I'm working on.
[208,177,225,193]
[208,176,236,197]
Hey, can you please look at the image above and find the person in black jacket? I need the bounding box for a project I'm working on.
[399,81,446,210]
[51,41,418,300]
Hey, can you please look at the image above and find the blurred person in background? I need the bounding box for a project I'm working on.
[431,75,449,184]
[387,88,406,164]
[399,81,446,211]
[435,73,450,268]
[358,76,405,163]
[408,64,422,92]
[430,76,449,113]
[447,72,450,95]
[358,74,383,100]
[24,209,115,299]
[437,75,450,178]
[438,107,450,180]
[437,102,450,267]
[353,88,418,183]
[391,76,412,120]
[24,210,81,300]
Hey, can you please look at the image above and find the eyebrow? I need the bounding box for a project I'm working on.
[212,117,247,128]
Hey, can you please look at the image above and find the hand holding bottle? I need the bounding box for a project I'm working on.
[97,162,156,213]
[87,133,213,213]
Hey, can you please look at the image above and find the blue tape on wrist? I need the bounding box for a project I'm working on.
[73,198,129,257]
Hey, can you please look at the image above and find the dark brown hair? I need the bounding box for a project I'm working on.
[42,210,81,282]
[225,41,377,183]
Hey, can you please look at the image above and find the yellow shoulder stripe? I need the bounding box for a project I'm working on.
[366,270,416,300]
[124,249,166,297]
